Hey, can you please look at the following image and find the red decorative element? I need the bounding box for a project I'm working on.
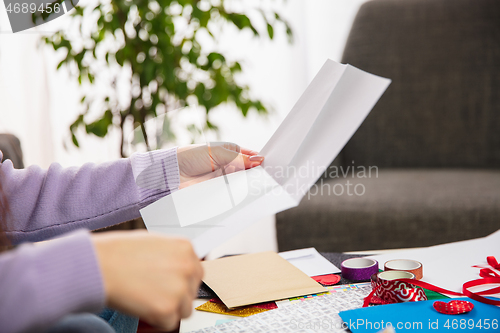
[364,275,427,307]
[312,274,341,286]
[253,302,278,310]
[479,268,500,278]
[369,295,392,305]
[364,256,500,308]
[433,300,474,315]
[472,256,500,278]
[462,278,500,306]
[487,256,500,270]
[209,298,223,303]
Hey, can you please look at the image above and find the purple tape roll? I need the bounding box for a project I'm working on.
[341,258,379,281]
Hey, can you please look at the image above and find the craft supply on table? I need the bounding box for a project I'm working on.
[366,270,427,306]
[312,273,341,286]
[341,258,379,281]
[195,299,276,317]
[339,298,500,333]
[367,255,500,308]
[196,252,367,298]
[201,251,326,309]
[363,256,500,309]
[190,283,372,333]
[433,300,474,315]
[367,229,500,295]
[384,259,423,280]
[274,283,370,308]
[209,298,277,310]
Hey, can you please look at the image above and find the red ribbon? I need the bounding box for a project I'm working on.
[487,256,500,270]
[472,256,500,278]
[363,256,500,307]
[479,268,500,278]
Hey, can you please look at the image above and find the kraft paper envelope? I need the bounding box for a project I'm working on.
[201,251,327,309]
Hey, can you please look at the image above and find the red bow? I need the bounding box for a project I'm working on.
[487,256,500,270]
[473,256,500,278]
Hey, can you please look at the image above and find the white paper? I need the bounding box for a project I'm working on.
[367,230,500,294]
[140,59,391,258]
[279,247,341,276]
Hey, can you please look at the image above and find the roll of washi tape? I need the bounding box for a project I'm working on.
[341,258,379,281]
[384,259,423,280]
[371,271,427,304]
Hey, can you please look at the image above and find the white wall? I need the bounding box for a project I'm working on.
[0,0,367,254]
[0,0,367,168]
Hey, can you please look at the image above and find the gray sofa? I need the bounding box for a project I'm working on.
[0,134,24,169]
[277,0,500,252]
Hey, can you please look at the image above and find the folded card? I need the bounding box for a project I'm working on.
[140,59,391,258]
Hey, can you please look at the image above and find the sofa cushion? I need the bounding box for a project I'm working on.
[276,169,500,252]
[339,0,500,168]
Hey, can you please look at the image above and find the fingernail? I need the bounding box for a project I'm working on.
[249,155,264,162]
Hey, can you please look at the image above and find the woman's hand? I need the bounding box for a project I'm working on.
[177,142,264,188]
[92,231,203,331]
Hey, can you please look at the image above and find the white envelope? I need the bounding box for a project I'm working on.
[140,59,391,258]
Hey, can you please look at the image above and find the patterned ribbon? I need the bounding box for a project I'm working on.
[364,275,427,307]
[363,256,500,307]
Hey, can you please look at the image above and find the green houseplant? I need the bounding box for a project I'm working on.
[44,0,292,157]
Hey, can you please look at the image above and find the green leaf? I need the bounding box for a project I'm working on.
[286,25,294,43]
[267,23,274,39]
[71,133,80,147]
[207,52,225,64]
[85,110,113,138]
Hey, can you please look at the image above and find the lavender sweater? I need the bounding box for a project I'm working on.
[0,148,180,333]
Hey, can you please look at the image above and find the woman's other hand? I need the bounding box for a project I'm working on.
[92,231,203,331]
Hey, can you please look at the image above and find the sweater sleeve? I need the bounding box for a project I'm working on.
[0,230,104,333]
[1,148,180,244]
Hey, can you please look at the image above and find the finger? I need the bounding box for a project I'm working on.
[215,150,264,170]
[179,294,193,319]
[240,147,259,156]
[188,276,198,299]
[240,154,264,169]
[187,266,201,299]
[157,312,180,332]
[193,258,204,281]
